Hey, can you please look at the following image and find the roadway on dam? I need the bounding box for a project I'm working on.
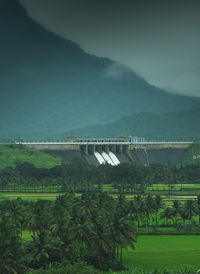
[17,141,193,146]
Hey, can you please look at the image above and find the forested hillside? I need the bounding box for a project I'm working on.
[66,108,200,141]
[0,0,199,140]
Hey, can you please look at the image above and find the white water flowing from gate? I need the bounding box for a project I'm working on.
[94,151,105,164]
[102,152,115,165]
[109,151,120,165]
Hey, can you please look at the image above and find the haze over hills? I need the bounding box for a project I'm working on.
[65,108,200,141]
[0,0,199,140]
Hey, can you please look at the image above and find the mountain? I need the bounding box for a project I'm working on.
[0,0,200,140]
[65,108,200,141]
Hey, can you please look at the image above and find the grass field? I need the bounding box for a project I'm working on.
[2,184,62,192]
[122,235,200,272]
[0,144,61,169]
[0,192,60,201]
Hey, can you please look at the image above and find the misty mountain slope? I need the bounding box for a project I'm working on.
[65,108,200,141]
[0,0,200,139]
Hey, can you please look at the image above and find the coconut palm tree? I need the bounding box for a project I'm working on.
[0,215,26,274]
[88,208,112,270]
[196,194,200,225]
[9,199,25,235]
[172,200,182,225]
[161,207,173,225]
[27,230,63,269]
[181,200,196,224]
[26,200,52,235]
[50,205,70,239]
[154,195,163,226]
[110,212,136,264]
[145,195,155,226]
[129,196,145,228]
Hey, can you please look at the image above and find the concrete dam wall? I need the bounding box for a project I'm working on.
[22,141,192,166]
[130,148,186,166]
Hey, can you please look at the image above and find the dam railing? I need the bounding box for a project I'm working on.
[14,141,194,145]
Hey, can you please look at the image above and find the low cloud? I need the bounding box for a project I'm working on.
[164,73,200,97]
[20,0,200,97]
[103,63,133,79]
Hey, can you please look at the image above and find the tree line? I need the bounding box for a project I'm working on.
[1,158,200,193]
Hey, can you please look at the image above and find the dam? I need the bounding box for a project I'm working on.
[19,136,193,166]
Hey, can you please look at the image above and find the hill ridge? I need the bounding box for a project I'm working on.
[0,0,199,139]
[65,108,200,141]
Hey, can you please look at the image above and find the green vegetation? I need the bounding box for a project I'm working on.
[0,215,25,274]
[0,192,59,201]
[1,193,200,273]
[21,233,200,273]
[178,143,200,166]
[22,230,33,242]
[123,235,200,271]
[0,144,61,170]
[1,146,200,272]
[1,151,200,197]
[0,193,136,273]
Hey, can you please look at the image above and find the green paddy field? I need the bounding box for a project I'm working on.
[122,235,200,272]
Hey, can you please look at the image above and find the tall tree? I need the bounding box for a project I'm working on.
[0,215,26,274]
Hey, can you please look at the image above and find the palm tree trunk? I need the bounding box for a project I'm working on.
[120,248,123,263]
[112,248,115,264]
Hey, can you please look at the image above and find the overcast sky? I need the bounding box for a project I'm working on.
[19,0,200,97]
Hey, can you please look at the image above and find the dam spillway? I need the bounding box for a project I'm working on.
[18,138,193,166]
[109,151,120,165]
[101,151,115,166]
[94,151,106,165]
[97,151,120,166]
